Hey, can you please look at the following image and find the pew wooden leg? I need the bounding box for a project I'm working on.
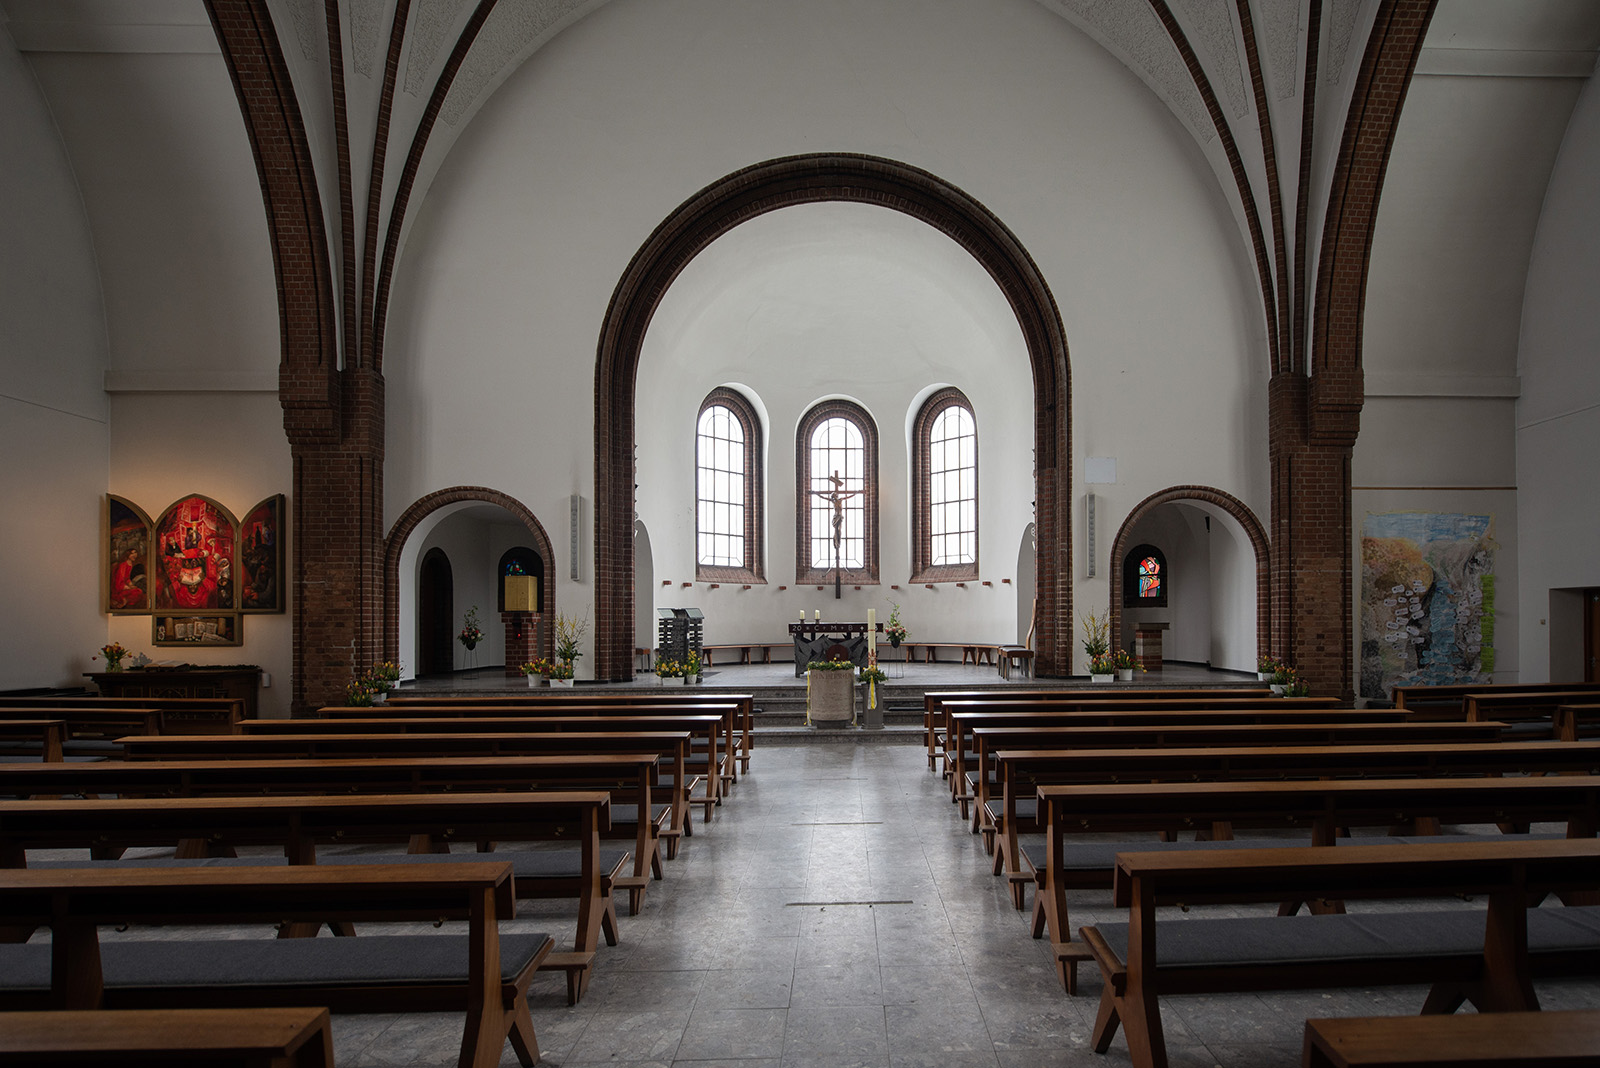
[51,919,104,1010]
[1476,887,1540,1013]
[1421,982,1470,1014]
[505,997,540,1067]
[1090,986,1121,1052]
[458,889,505,1068]
[601,894,620,946]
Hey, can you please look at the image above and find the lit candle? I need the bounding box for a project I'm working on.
[867,609,876,655]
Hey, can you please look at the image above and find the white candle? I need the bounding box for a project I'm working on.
[867,609,876,654]
[814,610,820,621]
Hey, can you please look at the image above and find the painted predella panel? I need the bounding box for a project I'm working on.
[152,494,239,612]
[153,613,242,647]
[1360,512,1496,700]
[239,495,285,613]
[106,495,152,613]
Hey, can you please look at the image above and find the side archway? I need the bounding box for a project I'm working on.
[594,152,1073,680]
[383,487,557,666]
[1108,486,1270,670]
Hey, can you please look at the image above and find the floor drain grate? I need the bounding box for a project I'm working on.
[785,900,914,907]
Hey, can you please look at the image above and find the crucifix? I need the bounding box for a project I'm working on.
[813,469,862,600]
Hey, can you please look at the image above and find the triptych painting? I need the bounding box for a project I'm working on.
[104,493,285,647]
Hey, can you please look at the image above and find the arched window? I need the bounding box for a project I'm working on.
[797,400,878,584]
[912,388,978,582]
[695,388,763,582]
[1122,543,1168,608]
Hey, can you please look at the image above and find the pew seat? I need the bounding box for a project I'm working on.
[1303,1008,1600,1067]
[0,1006,335,1067]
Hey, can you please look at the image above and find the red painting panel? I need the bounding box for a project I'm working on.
[152,494,238,611]
[239,495,285,613]
[106,495,152,613]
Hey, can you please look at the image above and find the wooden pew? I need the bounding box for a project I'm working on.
[989,738,1600,909]
[0,1007,335,1067]
[1555,703,1600,742]
[303,706,735,809]
[0,721,64,764]
[944,704,1403,811]
[116,730,697,849]
[0,791,611,1003]
[0,708,162,757]
[253,715,722,827]
[1390,682,1600,720]
[1303,1008,1600,1067]
[374,691,757,776]
[922,687,1273,770]
[1081,839,1600,1068]
[0,696,246,735]
[0,751,662,924]
[1465,690,1600,738]
[0,862,546,1068]
[1034,775,1600,993]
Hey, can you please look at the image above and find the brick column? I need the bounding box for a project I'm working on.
[1269,373,1354,703]
[503,612,538,676]
[288,367,386,715]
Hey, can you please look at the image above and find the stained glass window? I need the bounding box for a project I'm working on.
[1122,543,1168,607]
[1138,555,1161,598]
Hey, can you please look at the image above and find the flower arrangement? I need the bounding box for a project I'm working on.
[1257,654,1282,676]
[884,602,908,646]
[1079,608,1110,660]
[370,661,402,692]
[93,642,130,671]
[546,659,575,681]
[858,664,887,685]
[458,606,484,650]
[806,658,855,671]
[654,659,681,678]
[1271,663,1295,685]
[520,658,551,677]
[1285,674,1310,698]
[1089,653,1116,676]
[344,677,376,706]
[682,650,701,678]
[555,611,588,665]
[1112,648,1140,672]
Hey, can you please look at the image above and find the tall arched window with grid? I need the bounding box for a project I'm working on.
[797,400,878,585]
[695,388,763,583]
[912,388,978,582]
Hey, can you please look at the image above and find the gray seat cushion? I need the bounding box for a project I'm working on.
[0,932,553,992]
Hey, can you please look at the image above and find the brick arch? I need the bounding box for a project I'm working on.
[594,152,1073,680]
[383,487,557,665]
[1107,486,1269,667]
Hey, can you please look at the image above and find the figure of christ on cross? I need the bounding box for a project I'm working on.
[813,469,863,599]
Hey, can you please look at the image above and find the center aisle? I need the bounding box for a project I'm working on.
[332,744,1418,1067]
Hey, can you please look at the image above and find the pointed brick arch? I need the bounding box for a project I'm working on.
[1107,486,1270,666]
[383,487,557,664]
[593,153,1073,680]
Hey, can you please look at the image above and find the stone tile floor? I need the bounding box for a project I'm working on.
[72,743,1600,1066]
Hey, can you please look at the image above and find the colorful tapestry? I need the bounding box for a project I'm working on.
[1360,512,1496,700]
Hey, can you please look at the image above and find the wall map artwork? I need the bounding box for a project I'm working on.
[103,494,286,638]
[1360,512,1496,701]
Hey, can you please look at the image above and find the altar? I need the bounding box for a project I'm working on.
[788,620,885,677]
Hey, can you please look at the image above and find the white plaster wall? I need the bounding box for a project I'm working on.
[383,0,1270,663]
[1205,507,1257,673]
[23,50,278,377]
[1516,62,1600,682]
[410,514,506,675]
[0,25,111,690]
[1119,506,1211,666]
[106,393,294,717]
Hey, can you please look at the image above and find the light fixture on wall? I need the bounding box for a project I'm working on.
[1086,491,1097,578]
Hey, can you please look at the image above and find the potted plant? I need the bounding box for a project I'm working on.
[1270,664,1295,695]
[682,650,702,684]
[520,658,550,687]
[1080,608,1110,679]
[806,658,855,726]
[547,659,576,687]
[554,610,587,682]
[1113,648,1140,682]
[653,659,679,686]
[370,660,401,699]
[1284,674,1311,698]
[1257,655,1280,682]
[93,642,130,673]
[458,606,484,651]
[344,677,375,707]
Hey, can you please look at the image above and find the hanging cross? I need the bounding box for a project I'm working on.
[812,470,862,599]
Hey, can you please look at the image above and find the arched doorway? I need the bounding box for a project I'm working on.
[1108,487,1269,674]
[593,153,1072,680]
[417,548,454,676]
[384,487,558,673]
